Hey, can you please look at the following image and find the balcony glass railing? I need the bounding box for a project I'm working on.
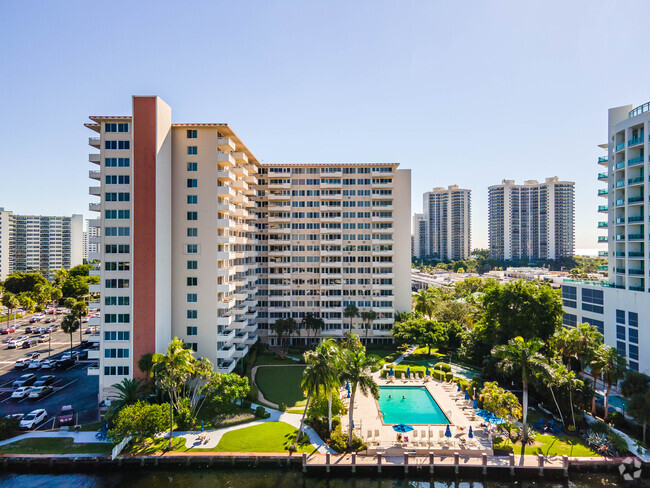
[628,216,643,223]
[629,269,645,275]
[598,156,609,163]
[615,180,625,188]
[616,199,625,206]
[598,189,608,196]
[615,218,625,224]
[628,196,644,203]
[628,251,644,257]
[628,234,644,240]
[628,156,644,166]
[597,205,608,212]
[615,251,626,257]
[628,135,644,146]
[597,265,608,271]
[616,143,625,151]
[598,222,608,228]
[629,177,644,185]
[615,267,626,274]
[598,172,608,179]
[598,251,608,257]
[615,235,625,241]
[629,286,645,291]
[597,236,609,242]
[616,161,626,169]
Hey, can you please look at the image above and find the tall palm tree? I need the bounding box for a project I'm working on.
[340,345,380,447]
[589,345,607,416]
[107,378,144,420]
[2,293,20,327]
[538,360,568,426]
[72,301,89,345]
[292,343,339,450]
[270,317,297,353]
[343,304,359,332]
[60,314,80,355]
[492,336,546,446]
[360,310,377,346]
[599,346,627,421]
[318,339,343,432]
[49,288,63,309]
[303,313,324,347]
[413,288,435,318]
[152,337,195,449]
[574,322,603,371]
[553,327,580,371]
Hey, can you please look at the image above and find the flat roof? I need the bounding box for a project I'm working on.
[261,162,397,167]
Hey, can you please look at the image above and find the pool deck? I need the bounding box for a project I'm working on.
[341,373,493,455]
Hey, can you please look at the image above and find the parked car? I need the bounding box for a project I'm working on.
[19,409,47,429]
[28,386,53,400]
[37,335,47,343]
[28,359,43,369]
[12,374,36,388]
[39,360,54,370]
[1,326,16,334]
[33,375,55,387]
[58,405,75,426]
[11,386,34,399]
[55,357,74,369]
[22,339,37,349]
[44,318,52,324]
[76,350,89,360]
[29,317,37,324]
[4,413,24,422]
[25,352,40,359]
[24,326,33,334]
[14,358,31,369]
[8,339,24,349]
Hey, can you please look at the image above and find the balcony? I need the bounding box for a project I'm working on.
[597,265,608,271]
[597,172,608,181]
[597,205,608,213]
[216,345,236,360]
[628,216,644,223]
[89,284,101,293]
[89,203,101,212]
[89,186,101,196]
[628,196,644,204]
[629,269,645,275]
[87,367,99,376]
[598,251,608,257]
[217,170,236,182]
[217,328,235,342]
[615,251,625,257]
[217,283,236,294]
[232,151,248,164]
[89,137,100,147]
[89,170,100,180]
[615,268,625,274]
[216,360,236,374]
[89,153,100,164]
[87,349,100,360]
[615,218,625,224]
[217,218,236,229]
[598,156,608,165]
[217,186,236,198]
[615,234,625,241]
[628,251,644,258]
[89,268,101,277]
[614,180,625,188]
[629,286,645,292]
[217,137,236,152]
[597,222,608,228]
[615,161,626,170]
[628,136,644,147]
[628,156,644,167]
[88,218,101,227]
[628,234,644,240]
[629,176,644,186]
[217,315,234,327]
[597,189,608,197]
[615,199,625,206]
[217,152,235,167]
[615,143,625,152]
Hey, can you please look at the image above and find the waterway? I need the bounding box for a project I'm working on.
[0,470,623,488]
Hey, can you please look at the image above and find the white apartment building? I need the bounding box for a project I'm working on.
[87,96,412,399]
[83,219,101,262]
[488,177,575,261]
[0,208,83,280]
[253,163,411,345]
[416,186,471,261]
[412,213,427,259]
[563,101,650,374]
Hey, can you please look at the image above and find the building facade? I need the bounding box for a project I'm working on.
[83,219,101,263]
[87,96,411,399]
[412,213,427,260]
[415,186,471,261]
[488,177,574,261]
[0,208,83,280]
[563,101,650,374]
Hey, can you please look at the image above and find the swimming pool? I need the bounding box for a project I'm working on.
[377,386,450,425]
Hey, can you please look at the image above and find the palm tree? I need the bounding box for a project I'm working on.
[152,337,195,449]
[72,301,89,345]
[303,313,325,347]
[340,345,380,447]
[538,360,568,426]
[60,314,80,355]
[138,353,154,384]
[49,288,63,309]
[343,304,359,332]
[318,339,343,432]
[492,336,546,446]
[270,318,297,353]
[292,344,338,450]
[360,310,377,346]
[107,378,144,419]
[599,346,627,421]
[589,345,607,415]
[553,327,580,371]
[413,288,435,318]
[341,331,363,352]
[2,293,20,327]
[573,322,603,371]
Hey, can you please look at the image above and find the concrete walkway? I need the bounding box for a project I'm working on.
[393,344,418,365]
[0,430,108,447]
[174,402,335,454]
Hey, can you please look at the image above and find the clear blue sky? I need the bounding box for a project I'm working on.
[1,0,650,250]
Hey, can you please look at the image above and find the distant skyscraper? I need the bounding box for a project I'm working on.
[488,177,574,261]
[416,185,471,261]
[412,213,427,259]
[0,208,83,280]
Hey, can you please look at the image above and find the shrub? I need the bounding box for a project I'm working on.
[175,399,196,430]
[434,362,451,373]
[607,411,626,429]
[242,400,252,409]
[255,406,266,417]
[0,417,19,441]
[247,385,259,402]
[445,372,454,382]
[108,401,170,445]
[279,403,287,412]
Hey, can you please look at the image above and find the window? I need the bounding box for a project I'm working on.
[187,179,197,188]
[187,146,198,155]
[582,288,603,305]
[118,123,129,132]
[187,162,197,171]
[187,195,198,204]
[187,211,198,220]
[105,123,117,132]
[561,286,576,308]
[118,158,130,167]
[105,227,130,237]
[104,331,130,341]
[104,366,130,376]
[616,309,625,324]
[187,260,198,270]
[105,348,130,358]
[616,325,626,341]
[104,296,130,306]
[187,277,198,286]
[581,317,604,335]
[629,312,638,328]
[629,344,639,361]
[186,244,198,254]
[187,293,197,303]
[105,244,130,253]
[187,129,197,138]
[629,328,638,344]
[185,343,198,352]
[187,310,197,319]
[582,302,603,314]
[616,341,626,356]
[562,313,577,327]
[187,228,198,237]
[187,326,197,336]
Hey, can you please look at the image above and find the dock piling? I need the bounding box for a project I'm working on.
[302,453,307,473]
[537,454,544,477]
[326,452,331,473]
[403,453,408,474]
[377,453,382,473]
[454,452,459,475]
[351,452,356,474]
[482,453,487,475]
[508,453,514,476]
[429,452,434,474]
[562,455,569,477]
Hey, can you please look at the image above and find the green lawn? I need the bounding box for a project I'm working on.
[254,350,301,366]
[255,365,306,407]
[0,437,114,455]
[494,434,600,457]
[214,422,316,453]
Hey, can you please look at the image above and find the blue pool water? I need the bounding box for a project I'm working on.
[377,386,450,425]
[596,393,627,412]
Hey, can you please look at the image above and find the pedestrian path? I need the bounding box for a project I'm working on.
[393,344,418,365]
[0,430,108,447]
[174,402,335,454]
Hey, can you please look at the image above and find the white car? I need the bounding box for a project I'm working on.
[39,360,53,369]
[28,359,43,369]
[11,387,33,399]
[7,339,23,349]
[19,409,47,429]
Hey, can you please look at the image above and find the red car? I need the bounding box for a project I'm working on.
[58,405,75,426]
[0,326,16,334]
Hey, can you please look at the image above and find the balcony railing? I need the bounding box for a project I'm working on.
[597,265,608,271]
[615,143,625,151]
[598,251,608,257]
[628,216,644,223]
[597,205,608,212]
[597,236,609,242]
[615,218,625,224]
[628,156,644,166]
[628,269,645,275]
[628,251,644,257]
[629,286,645,292]
[598,172,608,180]
[628,136,644,146]
[615,161,626,169]
[615,268,625,274]
[597,189,608,196]
[615,251,626,257]
[598,156,609,163]
[597,222,608,228]
[629,177,644,185]
[615,235,625,241]
[629,234,644,240]
[628,196,644,203]
[615,199,625,206]
[614,180,625,188]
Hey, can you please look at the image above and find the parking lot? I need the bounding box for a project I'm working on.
[0,311,99,430]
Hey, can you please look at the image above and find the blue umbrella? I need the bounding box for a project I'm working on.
[425,367,430,376]
[392,424,414,433]
[406,367,411,378]
[464,390,470,400]
[389,367,394,377]
[457,382,461,392]
[473,398,478,409]
[445,425,452,437]
[347,390,351,398]
[200,421,204,432]
[345,381,350,391]
[489,416,505,425]
[468,426,473,438]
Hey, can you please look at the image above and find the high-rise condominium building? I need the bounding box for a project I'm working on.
[562,101,650,374]
[0,208,83,280]
[414,186,471,261]
[87,96,411,399]
[488,177,575,261]
[253,163,411,346]
[83,219,101,262]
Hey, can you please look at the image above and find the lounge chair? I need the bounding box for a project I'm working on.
[420,430,427,446]
[413,430,418,443]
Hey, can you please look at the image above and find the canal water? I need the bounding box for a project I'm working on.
[0,470,623,488]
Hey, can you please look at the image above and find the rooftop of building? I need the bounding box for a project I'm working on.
[261,162,398,167]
